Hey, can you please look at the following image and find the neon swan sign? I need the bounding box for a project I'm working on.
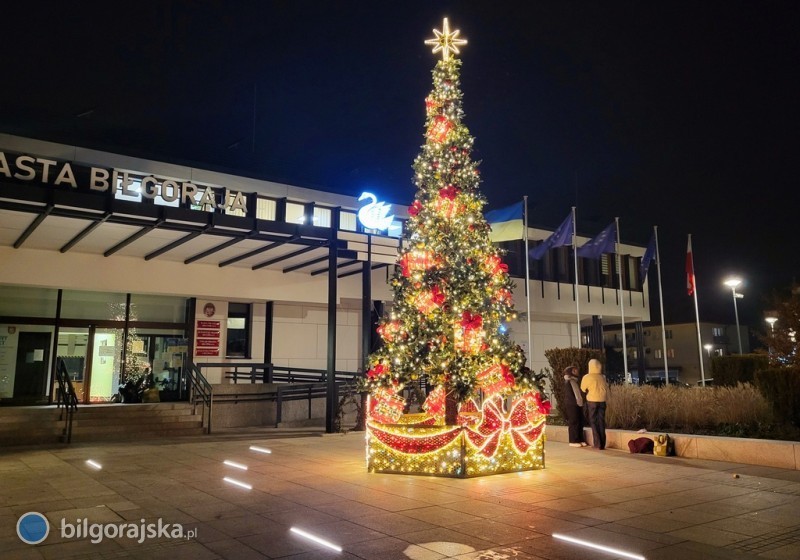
[357,192,394,230]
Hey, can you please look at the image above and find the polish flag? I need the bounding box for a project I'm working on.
[686,236,696,296]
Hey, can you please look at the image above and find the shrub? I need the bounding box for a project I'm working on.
[755,367,800,427]
[711,354,769,386]
[543,347,604,417]
[605,383,772,433]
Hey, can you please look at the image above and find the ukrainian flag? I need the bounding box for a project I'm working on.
[485,200,525,242]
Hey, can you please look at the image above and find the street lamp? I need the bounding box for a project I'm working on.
[724,277,744,354]
[704,343,713,356]
[765,316,777,332]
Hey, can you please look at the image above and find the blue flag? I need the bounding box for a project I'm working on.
[576,222,617,260]
[486,201,525,242]
[639,233,656,283]
[529,212,573,260]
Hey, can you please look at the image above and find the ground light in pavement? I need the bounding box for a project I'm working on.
[249,445,272,454]
[222,460,248,470]
[553,533,646,560]
[289,527,343,552]
[84,459,102,470]
[222,477,252,490]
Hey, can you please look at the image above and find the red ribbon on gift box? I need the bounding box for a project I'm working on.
[465,395,545,457]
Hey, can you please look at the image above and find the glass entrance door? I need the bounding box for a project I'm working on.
[88,328,124,403]
[56,328,90,403]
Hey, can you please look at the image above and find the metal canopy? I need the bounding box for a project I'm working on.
[0,180,392,275]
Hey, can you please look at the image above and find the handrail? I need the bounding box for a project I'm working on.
[210,381,346,427]
[196,362,356,384]
[186,363,213,434]
[54,359,79,443]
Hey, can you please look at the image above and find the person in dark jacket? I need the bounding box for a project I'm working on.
[563,365,588,447]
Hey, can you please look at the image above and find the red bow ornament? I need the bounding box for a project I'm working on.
[465,395,545,457]
[415,285,446,314]
[366,363,388,380]
[484,255,509,276]
[408,200,422,216]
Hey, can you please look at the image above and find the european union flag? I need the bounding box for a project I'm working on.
[529,212,573,260]
[576,222,617,260]
[639,233,657,283]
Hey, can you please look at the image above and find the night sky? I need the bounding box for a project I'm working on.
[2,1,798,332]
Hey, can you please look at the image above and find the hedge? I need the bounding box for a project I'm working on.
[754,367,800,427]
[711,354,769,386]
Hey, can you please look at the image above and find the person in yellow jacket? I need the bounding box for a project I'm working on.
[580,359,609,450]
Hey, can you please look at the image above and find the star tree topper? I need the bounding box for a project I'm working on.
[425,17,467,60]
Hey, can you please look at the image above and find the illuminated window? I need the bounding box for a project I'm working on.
[256,198,276,220]
[655,349,662,359]
[340,211,357,231]
[313,207,332,227]
[712,327,724,337]
[114,176,142,202]
[285,202,305,224]
[667,348,675,358]
[386,219,403,238]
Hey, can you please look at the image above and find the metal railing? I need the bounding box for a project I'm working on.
[194,362,355,384]
[54,359,79,443]
[193,362,358,429]
[186,363,213,434]
[210,382,341,426]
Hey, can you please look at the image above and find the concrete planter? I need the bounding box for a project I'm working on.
[547,424,800,470]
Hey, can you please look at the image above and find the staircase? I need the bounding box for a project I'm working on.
[0,403,205,446]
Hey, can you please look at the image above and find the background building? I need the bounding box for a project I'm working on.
[603,322,751,385]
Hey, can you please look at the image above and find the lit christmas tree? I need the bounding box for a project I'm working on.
[364,19,548,477]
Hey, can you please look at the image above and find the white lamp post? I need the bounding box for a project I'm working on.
[723,278,744,354]
[765,317,777,332]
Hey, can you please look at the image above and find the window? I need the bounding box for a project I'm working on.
[714,348,724,357]
[285,202,305,224]
[667,348,675,358]
[654,349,662,359]
[226,303,251,358]
[665,330,673,339]
[256,198,277,220]
[631,349,638,359]
[340,211,357,231]
[712,327,724,337]
[313,206,332,227]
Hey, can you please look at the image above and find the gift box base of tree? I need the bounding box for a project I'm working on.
[366,394,546,478]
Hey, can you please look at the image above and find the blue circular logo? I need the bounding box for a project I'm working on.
[17,512,49,544]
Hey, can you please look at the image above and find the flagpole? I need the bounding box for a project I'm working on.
[654,226,669,384]
[615,217,628,382]
[571,206,580,346]
[523,196,532,365]
[689,234,706,387]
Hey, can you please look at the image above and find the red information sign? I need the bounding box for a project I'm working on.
[195,348,219,356]
[196,320,220,329]
[196,339,219,348]
[197,330,220,338]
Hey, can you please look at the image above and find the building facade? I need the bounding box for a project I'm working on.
[0,134,650,416]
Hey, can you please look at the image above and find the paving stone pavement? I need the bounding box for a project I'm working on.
[2,430,800,559]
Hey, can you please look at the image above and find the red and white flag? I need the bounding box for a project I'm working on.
[686,235,696,296]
